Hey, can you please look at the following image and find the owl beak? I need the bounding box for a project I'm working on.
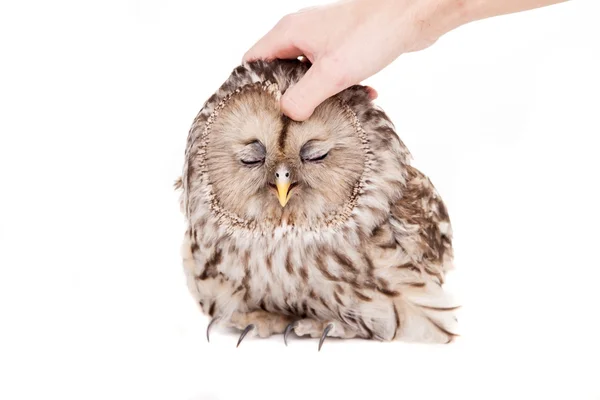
[276,181,291,207]
[274,167,292,207]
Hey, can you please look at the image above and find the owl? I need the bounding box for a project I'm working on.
[177,59,458,349]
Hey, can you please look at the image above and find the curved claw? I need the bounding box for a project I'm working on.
[206,318,217,343]
[283,321,298,346]
[318,323,334,352]
[237,324,255,348]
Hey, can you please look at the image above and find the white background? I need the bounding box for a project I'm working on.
[1,1,599,399]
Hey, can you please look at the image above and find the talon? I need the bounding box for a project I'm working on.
[237,324,255,348]
[283,321,297,346]
[318,323,334,352]
[206,318,217,343]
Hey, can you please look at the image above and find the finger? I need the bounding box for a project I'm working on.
[365,86,378,100]
[244,40,303,62]
[243,17,303,62]
[281,60,351,121]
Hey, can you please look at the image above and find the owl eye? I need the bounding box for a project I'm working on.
[303,151,329,162]
[300,140,330,163]
[240,158,264,166]
[239,140,266,167]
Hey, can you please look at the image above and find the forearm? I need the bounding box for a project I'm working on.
[470,0,568,21]
[438,0,569,32]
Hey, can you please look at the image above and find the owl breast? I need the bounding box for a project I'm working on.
[183,203,419,341]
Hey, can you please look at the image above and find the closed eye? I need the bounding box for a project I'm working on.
[300,139,330,163]
[239,140,266,167]
[240,158,264,166]
[304,152,328,162]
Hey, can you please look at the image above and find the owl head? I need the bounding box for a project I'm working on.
[183,60,410,232]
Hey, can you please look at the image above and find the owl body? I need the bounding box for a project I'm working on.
[179,60,458,344]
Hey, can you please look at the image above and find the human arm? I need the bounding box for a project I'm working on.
[243,0,568,121]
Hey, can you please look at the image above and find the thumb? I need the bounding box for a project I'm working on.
[281,60,350,121]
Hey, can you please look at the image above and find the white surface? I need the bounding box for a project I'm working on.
[1,1,599,399]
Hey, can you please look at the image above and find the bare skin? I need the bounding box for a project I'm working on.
[244,0,569,121]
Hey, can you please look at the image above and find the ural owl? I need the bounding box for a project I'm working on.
[177,59,458,349]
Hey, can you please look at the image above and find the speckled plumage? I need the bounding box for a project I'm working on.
[177,59,458,345]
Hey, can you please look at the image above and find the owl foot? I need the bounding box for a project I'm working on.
[206,317,218,342]
[227,310,294,346]
[236,324,255,347]
[318,323,334,351]
[283,319,356,350]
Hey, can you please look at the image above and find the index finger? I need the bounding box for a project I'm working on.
[243,16,303,62]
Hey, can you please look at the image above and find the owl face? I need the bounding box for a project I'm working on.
[205,86,366,228]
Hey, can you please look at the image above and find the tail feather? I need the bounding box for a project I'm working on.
[395,281,460,343]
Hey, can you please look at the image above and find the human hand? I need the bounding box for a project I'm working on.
[243,0,466,121]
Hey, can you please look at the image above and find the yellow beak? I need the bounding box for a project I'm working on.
[276,181,291,207]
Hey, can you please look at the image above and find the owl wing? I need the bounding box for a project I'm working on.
[386,165,454,284]
[365,165,458,342]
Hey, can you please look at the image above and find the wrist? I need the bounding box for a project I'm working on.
[425,0,477,37]
[395,0,474,51]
